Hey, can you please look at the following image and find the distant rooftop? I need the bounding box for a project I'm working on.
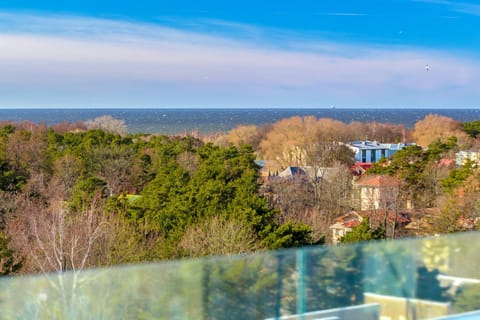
[355,175,402,187]
[349,140,410,150]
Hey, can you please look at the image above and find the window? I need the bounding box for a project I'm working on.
[361,150,367,162]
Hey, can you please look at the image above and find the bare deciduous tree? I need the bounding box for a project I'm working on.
[90,145,139,195]
[259,116,314,166]
[227,124,262,149]
[317,165,354,225]
[50,154,83,200]
[347,121,410,142]
[5,195,111,318]
[412,114,470,148]
[5,126,48,175]
[84,115,128,136]
[176,151,199,176]
[259,116,351,168]
[178,216,260,257]
[261,167,353,243]
[8,197,106,273]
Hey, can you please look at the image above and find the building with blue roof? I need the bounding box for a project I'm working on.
[348,141,411,163]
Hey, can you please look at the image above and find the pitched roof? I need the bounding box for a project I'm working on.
[278,166,307,178]
[301,166,341,182]
[356,162,373,170]
[355,175,401,187]
[358,210,411,226]
[330,209,411,233]
[330,210,363,229]
[349,162,372,176]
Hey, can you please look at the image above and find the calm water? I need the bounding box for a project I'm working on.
[0,108,479,134]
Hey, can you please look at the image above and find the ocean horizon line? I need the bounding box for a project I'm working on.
[1,107,478,134]
[0,106,480,111]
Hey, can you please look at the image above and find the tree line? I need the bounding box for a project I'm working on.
[0,113,479,277]
[0,117,317,276]
[217,113,480,241]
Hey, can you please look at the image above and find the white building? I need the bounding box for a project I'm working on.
[455,150,480,167]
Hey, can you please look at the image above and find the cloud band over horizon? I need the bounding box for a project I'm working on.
[0,11,478,108]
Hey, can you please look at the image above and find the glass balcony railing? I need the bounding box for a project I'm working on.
[1,232,480,319]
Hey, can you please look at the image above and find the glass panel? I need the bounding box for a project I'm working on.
[1,232,479,319]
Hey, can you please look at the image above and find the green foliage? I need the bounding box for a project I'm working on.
[340,217,386,244]
[370,138,457,178]
[0,232,23,276]
[426,137,457,161]
[391,145,427,185]
[0,124,15,138]
[69,177,107,211]
[369,145,427,180]
[368,157,395,175]
[368,141,462,207]
[47,129,133,163]
[441,162,473,193]
[453,284,480,313]
[0,161,26,192]
[280,245,365,314]
[0,122,334,268]
[136,139,314,257]
[462,120,480,138]
[261,222,315,249]
[138,164,191,236]
[202,257,278,319]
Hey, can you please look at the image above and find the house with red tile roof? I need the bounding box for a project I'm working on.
[349,162,373,177]
[330,209,411,243]
[329,210,364,244]
[352,175,412,211]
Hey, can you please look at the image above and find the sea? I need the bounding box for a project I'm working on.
[0,108,479,135]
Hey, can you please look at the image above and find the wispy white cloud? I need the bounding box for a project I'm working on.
[0,11,478,107]
[413,0,480,16]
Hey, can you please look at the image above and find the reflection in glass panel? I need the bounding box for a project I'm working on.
[0,232,479,319]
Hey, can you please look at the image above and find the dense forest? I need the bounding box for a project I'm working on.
[0,114,479,277]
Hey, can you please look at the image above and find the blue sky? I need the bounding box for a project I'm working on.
[0,0,479,108]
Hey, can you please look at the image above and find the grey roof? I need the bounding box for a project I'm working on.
[278,166,307,178]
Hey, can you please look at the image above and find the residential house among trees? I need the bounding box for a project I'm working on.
[254,160,281,181]
[329,209,411,243]
[348,141,411,163]
[278,166,307,179]
[329,211,363,244]
[455,149,480,166]
[266,165,342,184]
[352,175,411,211]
